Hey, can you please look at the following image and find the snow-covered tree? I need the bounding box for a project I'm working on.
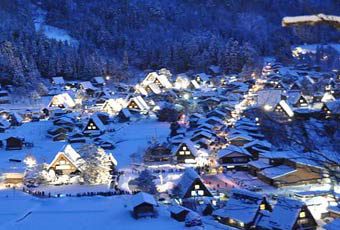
[79,145,117,185]
[131,169,157,194]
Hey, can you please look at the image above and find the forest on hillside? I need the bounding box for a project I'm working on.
[0,0,339,92]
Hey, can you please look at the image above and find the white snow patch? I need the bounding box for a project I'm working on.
[33,6,78,46]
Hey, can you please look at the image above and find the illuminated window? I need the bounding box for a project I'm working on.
[299,212,306,218]
[229,218,235,224]
[182,146,187,150]
[198,190,204,196]
[260,204,265,210]
[185,151,191,155]
[88,123,96,130]
[179,151,185,155]
[239,222,244,227]
[191,191,197,196]
[194,184,200,189]
[298,218,309,224]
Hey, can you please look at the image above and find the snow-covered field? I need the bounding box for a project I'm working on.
[33,7,78,46]
[110,119,170,169]
[0,190,185,230]
[0,121,65,174]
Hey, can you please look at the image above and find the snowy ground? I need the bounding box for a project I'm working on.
[0,189,225,230]
[110,119,170,169]
[0,190,182,230]
[0,121,65,174]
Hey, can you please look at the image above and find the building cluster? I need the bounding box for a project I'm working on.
[0,62,339,229]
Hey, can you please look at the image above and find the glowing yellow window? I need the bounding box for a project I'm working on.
[185,151,191,155]
[182,146,187,150]
[179,151,185,155]
[229,218,235,224]
[260,204,265,210]
[88,123,96,130]
[239,222,244,227]
[194,184,200,189]
[299,212,306,218]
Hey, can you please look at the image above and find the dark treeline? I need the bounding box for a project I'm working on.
[0,0,339,91]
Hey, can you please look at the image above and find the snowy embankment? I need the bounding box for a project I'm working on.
[291,43,340,57]
[282,14,340,27]
[33,6,78,47]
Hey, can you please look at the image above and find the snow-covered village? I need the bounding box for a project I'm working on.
[0,1,339,230]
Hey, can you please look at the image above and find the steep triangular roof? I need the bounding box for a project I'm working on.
[48,144,85,170]
[49,92,76,108]
[176,168,212,198]
[127,96,150,111]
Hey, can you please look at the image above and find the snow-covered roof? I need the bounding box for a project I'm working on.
[102,98,125,114]
[228,133,254,142]
[321,92,335,103]
[248,159,271,169]
[191,131,214,141]
[217,145,252,159]
[48,144,85,170]
[195,73,211,82]
[172,139,198,157]
[127,96,150,111]
[257,89,282,108]
[80,81,97,90]
[213,188,264,224]
[134,84,148,96]
[258,197,305,230]
[85,114,106,132]
[287,91,302,105]
[12,112,23,123]
[259,165,296,179]
[157,74,172,88]
[49,92,76,108]
[168,205,190,214]
[278,100,294,117]
[142,72,172,88]
[52,76,65,85]
[93,76,105,84]
[243,140,271,150]
[176,168,201,198]
[146,83,161,94]
[130,192,157,208]
[190,80,200,89]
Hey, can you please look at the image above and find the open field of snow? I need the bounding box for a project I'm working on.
[0,121,65,174]
[110,119,170,169]
[0,190,186,230]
